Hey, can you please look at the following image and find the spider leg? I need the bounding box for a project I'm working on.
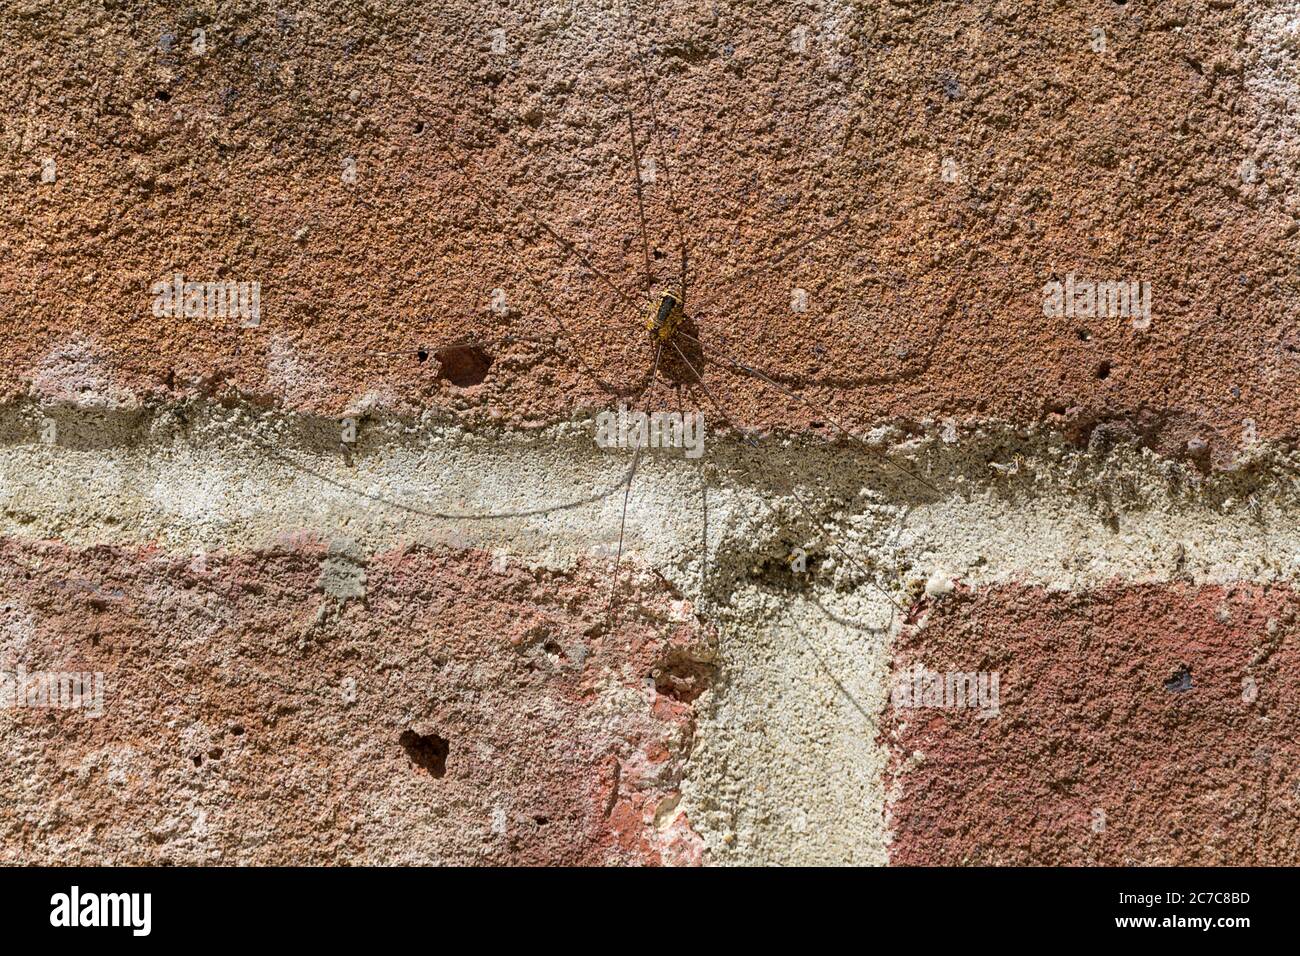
[605,340,665,627]
[669,339,909,621]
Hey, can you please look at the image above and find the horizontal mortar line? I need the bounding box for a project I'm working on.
[0,413,1298,598]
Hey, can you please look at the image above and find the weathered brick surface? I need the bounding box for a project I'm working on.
[884,583,1300,865]
[3,1,1297,458]
[4,0,1300,866]
[0,537,714,864]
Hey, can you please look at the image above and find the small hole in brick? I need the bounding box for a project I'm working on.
[1095,361,1112,380]
[156,89,171,102]
[653,652,716,703]
[1164,666,1193,693]
[191,755,203,768]
[435,345,493,387]
[399,730,449,778]
[416,348,429,363]
[413,121,425,134]
[208,747,223,760]
[230,724,244,736]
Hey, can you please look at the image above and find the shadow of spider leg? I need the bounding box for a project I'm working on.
[667,338,911,626]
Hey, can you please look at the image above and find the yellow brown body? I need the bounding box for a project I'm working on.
[646,290,685,343]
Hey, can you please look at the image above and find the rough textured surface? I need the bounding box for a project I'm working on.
[5,0,1299,457]
[2,0,1300,866]
[0,537,714,864]
[884,583,1300,866]
[0,400,1296,863]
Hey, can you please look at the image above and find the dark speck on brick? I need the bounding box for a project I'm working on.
[1163,666,1193,693]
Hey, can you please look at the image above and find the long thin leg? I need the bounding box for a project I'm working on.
[675,381,708,615]
[401,78,651,390]
[688,215,854,318]
[244,427,643,523]
[432,138,647,396]
[618,7,691,303]
[431,90,644,314]
[668,339,908,619]
[607,341,665,623]
[625,105,657,300]
[677,329,942,497]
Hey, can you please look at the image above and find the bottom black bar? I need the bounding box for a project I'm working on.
[0,866,1283,942]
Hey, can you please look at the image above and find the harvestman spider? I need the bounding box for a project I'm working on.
[382,16,945,635]
[16,11,964,744]
[79,14,942,648]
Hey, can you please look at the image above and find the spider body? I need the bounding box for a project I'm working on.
[646,290,685,343]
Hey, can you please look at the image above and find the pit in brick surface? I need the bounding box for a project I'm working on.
[399,730,450,778]
[434,346,493,388]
